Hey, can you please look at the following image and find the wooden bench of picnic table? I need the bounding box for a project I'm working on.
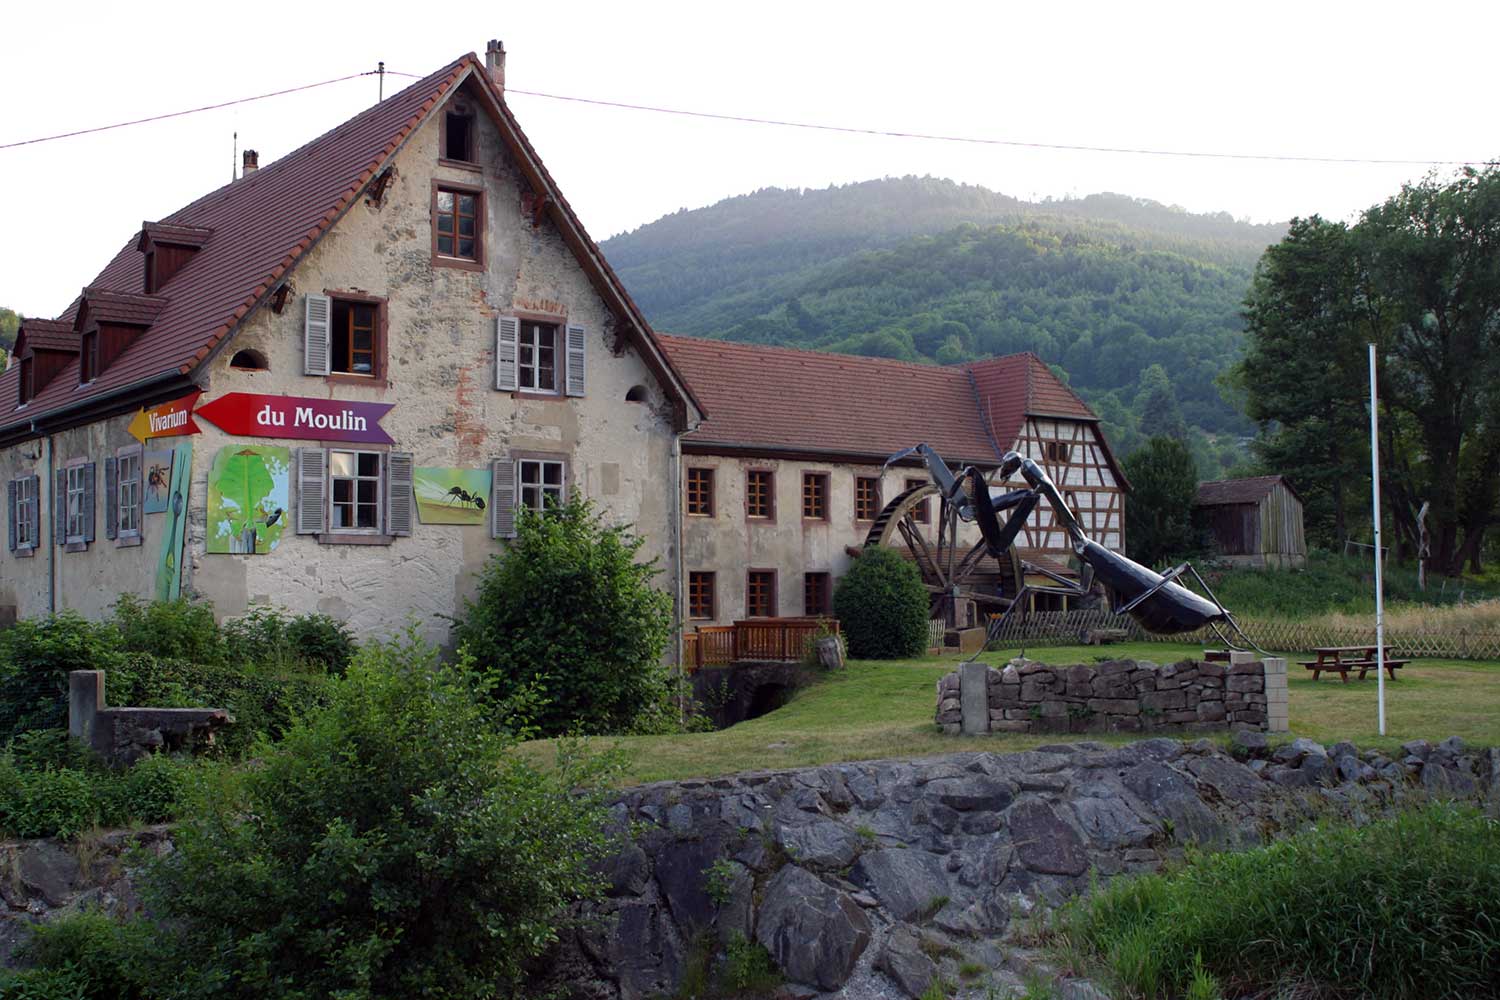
[1298,646,1409,682]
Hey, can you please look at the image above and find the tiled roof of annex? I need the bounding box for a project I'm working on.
[1195,475,1300,507]
[658,335,1101,467]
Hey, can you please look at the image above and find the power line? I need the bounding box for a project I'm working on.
[0,71,378,151]
[390,68,1494,169]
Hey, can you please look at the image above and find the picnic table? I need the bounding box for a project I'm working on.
[1299,646,1408,682]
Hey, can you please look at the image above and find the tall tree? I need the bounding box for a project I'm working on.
[0,307,18,353]
[1237,216,1374,548]
[1122,436,1201,566]
[1237,169,1500,573]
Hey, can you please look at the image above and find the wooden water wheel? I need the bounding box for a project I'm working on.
[861,482,1024,629]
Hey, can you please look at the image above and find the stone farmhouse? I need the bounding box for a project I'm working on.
[0,45,702,640]
[0,43,1128,649]
[659,337,1128,627]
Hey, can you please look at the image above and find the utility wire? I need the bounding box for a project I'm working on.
[0,71,378,151]
[386,67,1495,168]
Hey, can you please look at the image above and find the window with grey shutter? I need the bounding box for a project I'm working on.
[565,323,587,397]
[296,448,328,534]
[104,457,118,540]
[6,480,15,553]
[495,316,519,391]
[25,476,40,549]
[53,470,65,547]
[491,457,517,538]
[386,452,414,536]
[304,293,332,376]
[81,463,96,543]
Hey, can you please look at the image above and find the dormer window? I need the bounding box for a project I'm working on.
[143,250,157,294]
[18,356,33,404]
[443,105,474,162]
[80,331,99,384]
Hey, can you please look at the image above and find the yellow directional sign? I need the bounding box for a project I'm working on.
[128,391,203,444]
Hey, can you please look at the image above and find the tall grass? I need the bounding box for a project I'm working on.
[1205,552,1496,621]
[1059,803,1500,999]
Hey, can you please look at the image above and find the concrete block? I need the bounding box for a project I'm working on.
[960,660,990,736]
[68,670,105,743]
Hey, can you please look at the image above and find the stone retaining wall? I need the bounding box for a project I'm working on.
[936,653,1289,736]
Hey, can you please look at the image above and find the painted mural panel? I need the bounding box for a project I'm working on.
[142,448,175,514]
[155,440,193,601]
[414,467,491,525]
[206,445,290,554]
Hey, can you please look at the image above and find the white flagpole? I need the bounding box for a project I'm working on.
[1369,344,1387,736]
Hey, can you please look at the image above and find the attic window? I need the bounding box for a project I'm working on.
[143,250,157,294]
[230,349,268,371]
[444,107,474,163]
[80,331,99,384]
[18,356,33,405]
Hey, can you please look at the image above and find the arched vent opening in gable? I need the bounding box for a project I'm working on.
[229,349,269,372]
[625,384,648,403]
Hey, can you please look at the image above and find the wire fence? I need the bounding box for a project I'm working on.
[984,609,1500,661]
[0,668,70,744]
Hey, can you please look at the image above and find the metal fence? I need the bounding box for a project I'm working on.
[984,609,1500,661]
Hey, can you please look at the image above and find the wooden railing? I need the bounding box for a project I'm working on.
[684,618,839,672]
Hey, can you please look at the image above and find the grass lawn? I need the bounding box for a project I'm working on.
[522,641,1500,786]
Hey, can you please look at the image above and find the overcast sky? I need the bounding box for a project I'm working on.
[3,0,1494,319]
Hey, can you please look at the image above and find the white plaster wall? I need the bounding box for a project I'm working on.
[0,413,161,620]
[185,83,679,642]
[0,81,680,639]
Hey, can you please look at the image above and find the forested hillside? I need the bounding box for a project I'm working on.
[604,178,1286,472]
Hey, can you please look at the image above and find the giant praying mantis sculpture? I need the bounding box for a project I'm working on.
[881,444,1255,657]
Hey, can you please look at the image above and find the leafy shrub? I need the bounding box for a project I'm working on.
[1123,435,1203,566]
[452,496,676,736]
[3,910,161,999]
[0,611,125,739]
[833,546,929,659]
[222,605,356,674]
[108,653,332,758]
[1062,802,1500,1000]
[139,629,621,999]
[0,749,190,839]
[112,595,223,664]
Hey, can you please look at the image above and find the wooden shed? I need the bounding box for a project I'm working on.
[1194,475,1306,569]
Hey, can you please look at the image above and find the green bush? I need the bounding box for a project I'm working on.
[136,629,621,999]
[0,747,191,839]
[833,546,930,658]
[222,605,357,675]
[112,595,223,664]
[2,910,161,999]
[0,611,125,740]
[1062,802,1500,1000]
[108,653,332,758]
[452,496,676,736]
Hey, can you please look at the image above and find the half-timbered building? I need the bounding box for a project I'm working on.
[659,337,1128,627]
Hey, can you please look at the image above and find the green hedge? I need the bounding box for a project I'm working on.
[0,750,190,839]
[833,546,930,659]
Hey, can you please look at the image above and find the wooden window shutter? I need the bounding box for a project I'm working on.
[296,448,328,534]
[53,470,65,546]
[104,457,118,540]
[565,323,586,397]
[304,292,332,376]
[386,452,414,536]
[6,479,15,553]
[495,316,519,391]
[81,463,96,543]
[490,457,517,538]
[27,476,39,546]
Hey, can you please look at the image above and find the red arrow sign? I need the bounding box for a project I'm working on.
[195,393,395,444]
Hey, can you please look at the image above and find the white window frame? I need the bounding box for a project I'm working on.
[328,449,385,535]
[517,458,565,514]
[15,476,37,550]
[518,321,559,394]
[117,450,142,540]
[65,465,88,543]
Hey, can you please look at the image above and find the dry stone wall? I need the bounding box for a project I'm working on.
[936,655,1289,737]
[5,738,1495,999]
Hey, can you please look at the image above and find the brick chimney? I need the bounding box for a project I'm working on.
[242,149,259,176]
[485,39,506,96]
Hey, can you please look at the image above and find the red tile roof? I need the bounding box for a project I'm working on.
[1195,475,1300,507]
[659,337,1107,468]
[80,288,169,327]
[1,52,699,436]
[137,223,213,250]
[15,319,77,355]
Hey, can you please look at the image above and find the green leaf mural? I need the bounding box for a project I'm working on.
[207,445,289,554]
